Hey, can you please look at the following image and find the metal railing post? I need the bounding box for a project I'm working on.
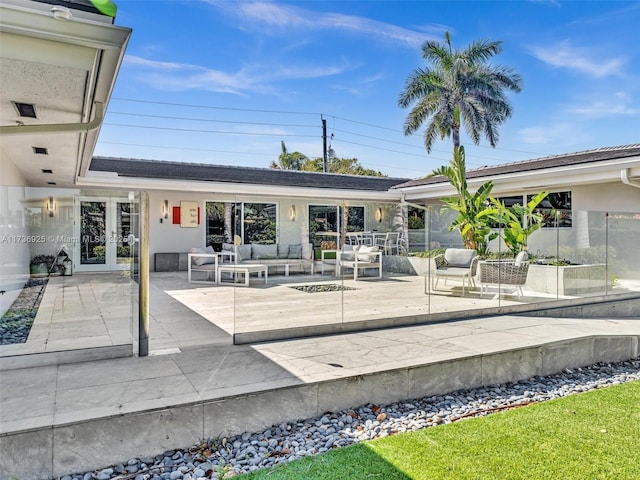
[138,191,149,356]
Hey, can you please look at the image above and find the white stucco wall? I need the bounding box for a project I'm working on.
[571,182,640,213]
[146,190,392,264]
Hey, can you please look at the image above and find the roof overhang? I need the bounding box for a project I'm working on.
[0,0,131,187]
[77,171,404,201]
[400,155,640,201]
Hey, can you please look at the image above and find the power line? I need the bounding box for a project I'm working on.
[109,97,552,158]
[99,142,275,157]
[102,123,319,138]
[111,97,320,116]
[107,111,317,129]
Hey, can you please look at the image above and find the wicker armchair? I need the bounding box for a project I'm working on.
[478,259,530,298]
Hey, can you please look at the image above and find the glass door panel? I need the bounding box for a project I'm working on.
[80,201,107,266]
[115,202,132,265]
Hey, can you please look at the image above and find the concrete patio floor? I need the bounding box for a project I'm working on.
[1,271,639,479]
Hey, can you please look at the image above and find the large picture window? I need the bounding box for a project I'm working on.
[205,201,277,247]
[308,204,364,247]
[528,191,572,227]
[242,203,277,244]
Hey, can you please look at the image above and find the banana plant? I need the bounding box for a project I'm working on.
[489,191,549,256]
[433,146,498,255]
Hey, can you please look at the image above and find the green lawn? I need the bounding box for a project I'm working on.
[241,380,640,479]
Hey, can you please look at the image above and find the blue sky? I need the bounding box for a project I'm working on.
[96,0,640,178]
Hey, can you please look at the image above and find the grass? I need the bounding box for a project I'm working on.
[241,380,640,479]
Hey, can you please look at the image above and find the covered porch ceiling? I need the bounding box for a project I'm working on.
[0,0,131,187]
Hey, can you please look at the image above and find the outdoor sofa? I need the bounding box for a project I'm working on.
[225,242,315,276]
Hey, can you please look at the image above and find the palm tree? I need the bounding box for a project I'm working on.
[398,32,522,153]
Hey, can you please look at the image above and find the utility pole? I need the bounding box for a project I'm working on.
[322,116,328,173]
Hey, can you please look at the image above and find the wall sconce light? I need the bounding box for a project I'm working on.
[375,207,382,223]
[162,200,169,220]
[47,196,55,217]
[289,205,296,221]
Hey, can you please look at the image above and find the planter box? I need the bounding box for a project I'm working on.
[525,264,607,295]
[383,255,435,276]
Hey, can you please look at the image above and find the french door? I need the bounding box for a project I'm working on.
[74,197,134,272]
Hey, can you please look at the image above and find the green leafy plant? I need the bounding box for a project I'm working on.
[30,254,55,266]
[432,146,498,255]
[489,191,548,256]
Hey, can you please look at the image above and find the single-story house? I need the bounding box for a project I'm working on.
[2,0,639,361]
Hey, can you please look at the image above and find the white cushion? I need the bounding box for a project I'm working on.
[357,245,379,262]
[514,250,529,266]
[191,246,215,265]
[444,249,477,268]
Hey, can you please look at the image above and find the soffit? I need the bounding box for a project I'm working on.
[0,1,131,188]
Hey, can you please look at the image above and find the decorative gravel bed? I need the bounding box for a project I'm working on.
[0,278,48,345]
[289,284,356,293]
[64,357,640,480]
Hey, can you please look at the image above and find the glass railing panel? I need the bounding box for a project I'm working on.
[527,214,562,301]
[551,210,607,299]
[606,211,640,295]
[231,197,343,340]
[0,186,137,359]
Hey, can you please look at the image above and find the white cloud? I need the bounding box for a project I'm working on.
[123,54,354,95]
[518,122,590,147]
[529,41,625,77]
[204,0,434,48]
[566,92,639,118]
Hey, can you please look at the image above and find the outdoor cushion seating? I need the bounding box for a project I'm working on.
[432,248,479,296]
[188,246,220,283]
[478,251,530,298]
[227,242,315,275]
[337,245,382,280]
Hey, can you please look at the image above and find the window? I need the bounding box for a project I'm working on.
[242,203,277,244]
[489,195,524,228]
[205,201,278,247]
[528,191,572,227]
[205,202,233,249]
[308,204,364,247]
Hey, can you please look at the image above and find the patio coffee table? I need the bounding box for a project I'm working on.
[216,264,268,286]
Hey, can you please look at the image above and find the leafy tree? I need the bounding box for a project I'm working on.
[301,157,385,176]
[270,142,385,176]
[398,32,522,153]
[489,191,549,256]
[432,146,497,255]
[270,141,307,170]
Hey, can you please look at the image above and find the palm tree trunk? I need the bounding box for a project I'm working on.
[224,202,233,243]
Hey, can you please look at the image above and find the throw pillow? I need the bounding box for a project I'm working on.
[222,242,234,252]
[277,244,290,259]
[236,244,251,262]
[288,244,302,259]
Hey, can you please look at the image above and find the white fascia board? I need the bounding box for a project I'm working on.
[0,3,131,51]
[401,157,640,201]
[76,175,404,201]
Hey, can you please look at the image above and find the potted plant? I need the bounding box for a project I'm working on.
[30,254,55,277]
